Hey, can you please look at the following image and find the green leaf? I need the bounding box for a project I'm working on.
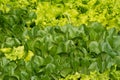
[3,75,18,80]
[29,11,37,19]
[60,68,72,77]
[40,75,51,80]
[32,55,44,67]
[0,57,10,68]
[44,55,54,64]
[4,62,17,76]
[88,62,99,72]
[5,37,15,47]
[88,22,104,32]
[101,41,113,53]
[89,41,100,54]
[57,42,66,53]
[113,36,120,49]
[45,63,56,74]
[114,56,120,66]
[107,51,117,57]
[20,70,29,80]
[31,76,39,80]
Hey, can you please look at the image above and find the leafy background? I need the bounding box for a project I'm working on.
[0,0,120,80]
[1,0,120,28]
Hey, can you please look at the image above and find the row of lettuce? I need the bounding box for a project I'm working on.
[0,0,120,80]
[0,23,120,79]
[1,0,120,28]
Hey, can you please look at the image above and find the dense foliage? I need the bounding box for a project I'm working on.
[36,0,120,29]
[0,0,120,80]
[60,70,120,80]
[0,22,120,79]
[1,0,120,28]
